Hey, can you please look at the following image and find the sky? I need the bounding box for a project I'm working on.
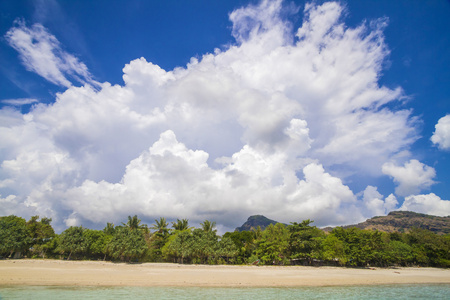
[1,0,449,233]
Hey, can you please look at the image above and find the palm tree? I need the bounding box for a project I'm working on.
[123,215,142,230]
[200,220,217,234]
[103,222,115,235]
[171,218,190,231]
[121,215,150,238]
[149,217,170,260]
[151,217,169,236]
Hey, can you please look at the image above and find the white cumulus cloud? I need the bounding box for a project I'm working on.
[382,159,436,197]
[62,130,360,230]
[1,1,437,231]
[431,115,450,150]
[399,193,450,217]
[362,186,398,216]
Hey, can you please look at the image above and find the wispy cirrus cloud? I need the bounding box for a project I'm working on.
[5,19,98,88]
[1,98,39,106]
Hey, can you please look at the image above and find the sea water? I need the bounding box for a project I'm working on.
[0,284,449,299]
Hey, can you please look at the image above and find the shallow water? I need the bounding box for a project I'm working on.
[1,284,449,299]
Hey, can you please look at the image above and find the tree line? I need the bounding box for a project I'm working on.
[0,215,449,268]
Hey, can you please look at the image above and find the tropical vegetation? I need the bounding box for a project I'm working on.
[0,214,449,268]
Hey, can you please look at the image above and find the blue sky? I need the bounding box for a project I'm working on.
[0,0,449,232]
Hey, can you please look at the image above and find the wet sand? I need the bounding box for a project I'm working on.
[1,259,449,287]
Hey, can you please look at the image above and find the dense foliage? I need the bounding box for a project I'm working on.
[0,215,449,268]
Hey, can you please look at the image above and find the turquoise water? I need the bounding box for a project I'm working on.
[0,284,449,299]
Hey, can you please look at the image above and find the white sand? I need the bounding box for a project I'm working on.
[1,259,449,287]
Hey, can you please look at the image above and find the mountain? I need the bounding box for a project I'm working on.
[237,211,450,235]
[325,211,450,235]
[235,215,282,232]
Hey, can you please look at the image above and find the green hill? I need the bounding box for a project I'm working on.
[238,211,450,235]
[336,211,450,235]
[235,215,281,232]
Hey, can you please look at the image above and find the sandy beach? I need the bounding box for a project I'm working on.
[0,259,449,287]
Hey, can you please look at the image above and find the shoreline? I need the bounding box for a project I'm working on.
[1,259,449,287]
